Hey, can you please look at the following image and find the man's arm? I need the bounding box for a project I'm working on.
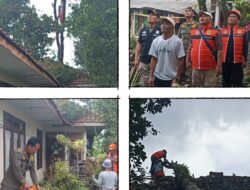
[92,173,104,187]
[243,31,249,64]
[29,158,38,185]
[215,31,223,75]
[176,40,186,82]
[186,44,192,70]
[148,56,158,86]
[12,152,27,186]
[134,42,142,68]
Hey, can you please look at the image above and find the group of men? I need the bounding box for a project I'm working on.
[134,7,249,87]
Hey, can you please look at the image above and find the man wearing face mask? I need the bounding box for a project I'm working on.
[221,10,248,87]
[187,11,223,87]
[148,17,185,87]
[134,9,162,87]
[0,137,41,190]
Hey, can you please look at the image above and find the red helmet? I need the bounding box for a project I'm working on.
[109,144,117,151]
[228,10,241,19]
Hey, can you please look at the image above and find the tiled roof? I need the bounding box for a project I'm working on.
[70,111,104,125]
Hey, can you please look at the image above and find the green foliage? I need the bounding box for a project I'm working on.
[91,136,107,160]
[130,99,171,184]
[39,61,87,86]
[92,99,118,149]
[197,0,207,11]
[55,99,87,121]
[169,161,194,189]
[0,0,53,60]
[233,0,250,26]
[43,161,88,190]
[67,0,118,87]
[56,134,86,152]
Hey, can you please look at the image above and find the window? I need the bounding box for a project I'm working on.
[3,111,25,172]
[37,129,43,170]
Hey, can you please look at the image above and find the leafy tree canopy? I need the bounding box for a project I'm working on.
[130,98,171,184]
[67,0,118,87]
[0,0,54,60]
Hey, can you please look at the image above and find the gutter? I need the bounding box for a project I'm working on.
[0,29,61,87]
[45,99,72,127]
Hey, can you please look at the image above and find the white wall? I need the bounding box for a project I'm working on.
[0,101,46,184]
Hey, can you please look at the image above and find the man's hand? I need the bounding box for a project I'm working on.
[216,64,222,76]
[148,76,154,87]
[134,59,140,69]
[186,60,192,70]
[36,185,42,190]
[20,183,30,190]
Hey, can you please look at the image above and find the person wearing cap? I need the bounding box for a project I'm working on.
[92,159,117,190]
[149,149,168,174]
[178,7,199,86]
[221,10,249,87]
[186,10,223,87]
[148,17,185,87]
[134,9,162,87]
[107,144,118,174]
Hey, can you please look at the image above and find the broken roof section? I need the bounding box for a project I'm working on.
[130,0,212,15]
[0,30,60,87]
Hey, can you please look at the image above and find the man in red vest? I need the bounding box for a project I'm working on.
[149,149,167,175]
[221,10,249,87]
[107,144,118,174]
[186,11,223,87]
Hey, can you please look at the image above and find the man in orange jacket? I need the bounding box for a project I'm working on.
[221,10,249,87]
[107,144,118,174]
[187,11,223,87]
[149,149,167,175]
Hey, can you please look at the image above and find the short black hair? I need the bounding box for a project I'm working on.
[26,137,40,147]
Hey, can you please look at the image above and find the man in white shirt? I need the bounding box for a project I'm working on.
[148,17,185,87]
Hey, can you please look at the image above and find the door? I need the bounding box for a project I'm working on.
[3,112,25,172]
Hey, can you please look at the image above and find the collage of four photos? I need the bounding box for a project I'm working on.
[0,0,250,190]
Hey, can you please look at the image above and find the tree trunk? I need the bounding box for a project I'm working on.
[53,0,65,63]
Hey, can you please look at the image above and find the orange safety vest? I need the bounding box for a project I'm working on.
[107,151,118,174]
[221,25,246,63]
[191,24,218,70]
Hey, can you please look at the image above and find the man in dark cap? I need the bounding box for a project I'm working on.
[134,9,162,87]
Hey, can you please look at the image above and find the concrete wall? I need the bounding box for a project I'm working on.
[0,100,46,185]
[196,175,250,190]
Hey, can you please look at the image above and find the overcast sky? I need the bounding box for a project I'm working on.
[141,99,250,178]
[30,0,77,67]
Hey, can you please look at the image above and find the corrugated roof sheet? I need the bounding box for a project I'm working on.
[130,0,212,15]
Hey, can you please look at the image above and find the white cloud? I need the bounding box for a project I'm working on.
[141,99,250,177]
